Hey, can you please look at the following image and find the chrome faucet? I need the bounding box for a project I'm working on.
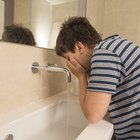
[31,62,71,83]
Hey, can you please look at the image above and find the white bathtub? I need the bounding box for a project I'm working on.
[0,92,113,140]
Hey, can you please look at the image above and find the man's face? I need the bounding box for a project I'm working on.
[63,51,82,66]
[63,42,93,72]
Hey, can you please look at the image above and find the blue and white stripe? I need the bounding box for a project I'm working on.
[87,35,140,139]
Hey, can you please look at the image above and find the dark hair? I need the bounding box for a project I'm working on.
[1,24,36,46]
[55,17,102,56]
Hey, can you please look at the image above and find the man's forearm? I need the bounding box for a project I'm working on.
[78,74,111,124]
[78,74,88,114]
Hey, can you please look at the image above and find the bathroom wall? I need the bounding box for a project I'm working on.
[31,0,52,48]
[47,1,78,49]
[14,0,32,29]
[52,0,78,22]
[0,42,68,116]
[87,0,140,45]
[86,0,105,36]
[0,0,4,38]
[103,0,140,45]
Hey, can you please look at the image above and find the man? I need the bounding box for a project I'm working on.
[55,17,140,139]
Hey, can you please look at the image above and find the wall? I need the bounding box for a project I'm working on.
[4,0,14,26]
[87,0,140,45]
[31,0,52,48]
[48,0,78,49]
[86,0,105,36]
[103,0,140,45]
[0,42,68,117]
[52,0,78,22]
[14,0,32,29]
[0,0,4,38]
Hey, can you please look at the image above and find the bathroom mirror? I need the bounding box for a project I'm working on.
[0,0,86,49]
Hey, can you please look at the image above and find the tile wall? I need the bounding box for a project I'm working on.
[0,42,69,116]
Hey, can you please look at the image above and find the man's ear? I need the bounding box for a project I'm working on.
[75,41,85,54]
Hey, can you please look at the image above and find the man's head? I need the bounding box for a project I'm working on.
[1,24,36,46]
[55,17,102,72]
[55,16,102,56]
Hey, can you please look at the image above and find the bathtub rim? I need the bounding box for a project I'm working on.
[0,91,78,131]
[76,120,114,140]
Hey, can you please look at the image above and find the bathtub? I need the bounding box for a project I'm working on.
[0,92,113,140]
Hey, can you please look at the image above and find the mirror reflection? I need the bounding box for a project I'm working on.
[0,0,83,49]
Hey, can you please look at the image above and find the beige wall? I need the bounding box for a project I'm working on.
[87,0,140,45]
[0,0,4,38]
[86,0,105,36]
[31,0,52,48]
[52,1,78,22]
[0,42,69,116]
[14,0,32,29]
[103,0,140,45]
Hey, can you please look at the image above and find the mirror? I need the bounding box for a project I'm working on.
[0,0,86,49]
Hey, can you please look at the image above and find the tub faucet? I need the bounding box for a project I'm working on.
[31,62,71,83]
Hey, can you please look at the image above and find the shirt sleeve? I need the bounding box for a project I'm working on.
[87,49,123,95]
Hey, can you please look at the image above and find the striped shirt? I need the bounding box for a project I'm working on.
[87,35,140,140]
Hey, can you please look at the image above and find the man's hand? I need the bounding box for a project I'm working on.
[65,58,86,79]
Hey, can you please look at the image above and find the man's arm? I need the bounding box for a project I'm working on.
[79,73,111,123]
[66,59,112,124]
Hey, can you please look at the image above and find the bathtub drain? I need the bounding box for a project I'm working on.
[4,134,14,140]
